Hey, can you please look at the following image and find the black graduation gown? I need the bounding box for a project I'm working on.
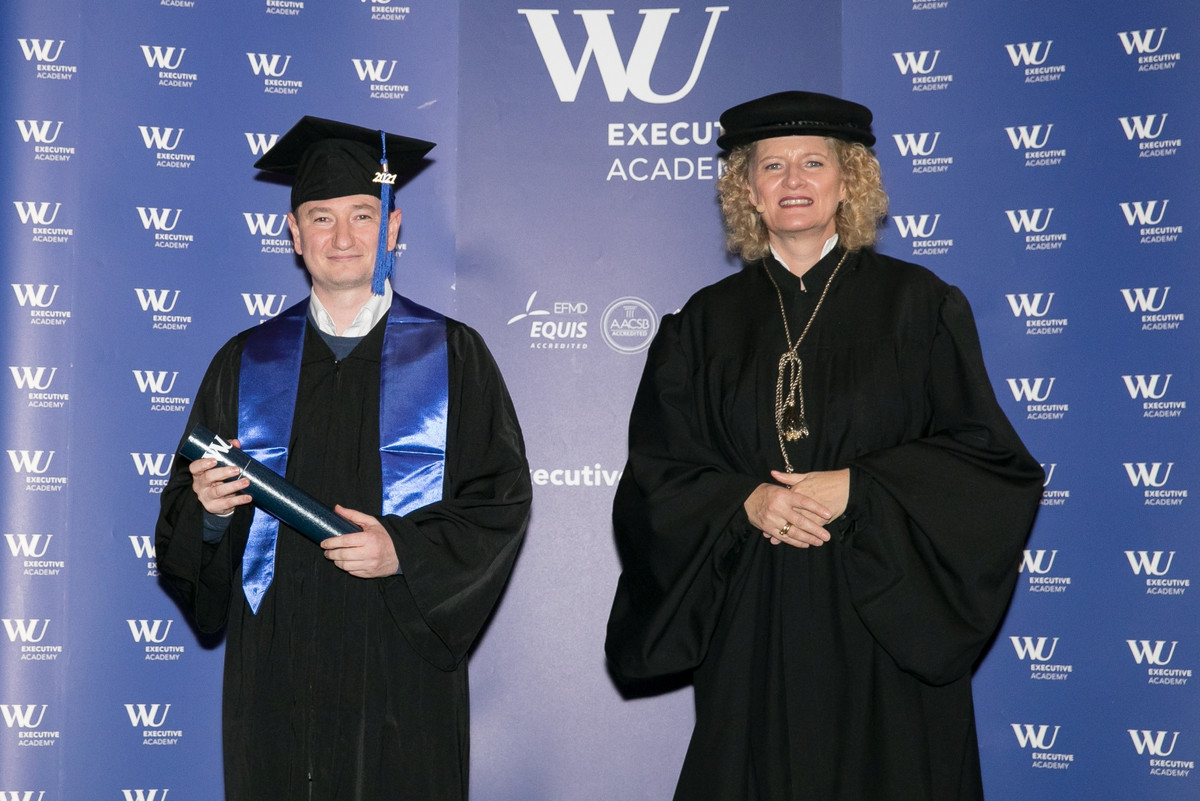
[606,249,1043,801]
[156,311,531,801]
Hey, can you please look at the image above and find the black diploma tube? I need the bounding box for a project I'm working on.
[178,423,360,543]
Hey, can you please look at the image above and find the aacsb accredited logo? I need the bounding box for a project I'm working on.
[1119,114,1181,159]
[10,365,67,410]
[3,617,60,662]
[891,132,951,174]
[1124,461,1185,507]
[15,119,74,163]
[892,48,952,92]
[1128,639,1190,687]
[138,125,195,170]
[13,200,73,245]
[1039,463,1068,508]
[1118,27,1180,73]
[125,703,181,746]
[1005,124,1064,167]
[11,283,70,327]
[1010,635,1072,681]
[892,213,952,257]
[1,704,59,748]
[1126,550,1189,597]
[1020,549,1070,594]
[1006,377,1066,421]
[135,287,191,332]
[7,449,66,494]
[1123,374,1184,420]
[244,212,294,255]
[362,0,410,23]
[132,370,191,414]
[247,52,301,95]
[1005,208,1065,252]
[1120,200,1180,245]
[5,533,63,577]
[132,452,174,494]
[601,297,657,354]
[137,206,193,250]
[141,44,195,88]
[266,0,304,15]
[1011,723,1073,770]
[1121,286,1181,332]
[351,58,408,100]
[128,619,185,662]
[130,534,158,577]
[1005,292,1066,336]
[508,291,589,350]
[1129,729,1193,778]
[1004,41,1064,84]
[18,38,76,81]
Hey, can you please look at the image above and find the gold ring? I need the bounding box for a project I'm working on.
[779,522,791,537]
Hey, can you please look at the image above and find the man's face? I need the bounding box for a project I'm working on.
[287,194,401,296]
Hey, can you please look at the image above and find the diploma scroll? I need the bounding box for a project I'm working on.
[178,423,360,542]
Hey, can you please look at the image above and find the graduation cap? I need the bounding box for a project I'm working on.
[717,91,875,150]
[254,116,436,295]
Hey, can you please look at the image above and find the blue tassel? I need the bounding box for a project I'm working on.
[372,130,395,296]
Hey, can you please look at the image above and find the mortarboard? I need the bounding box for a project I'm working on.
[717,91,875,150]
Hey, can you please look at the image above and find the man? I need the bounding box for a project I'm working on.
[156,117,531,800]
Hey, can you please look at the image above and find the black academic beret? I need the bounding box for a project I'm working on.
[717,91,875,150]
[254,116,435,209]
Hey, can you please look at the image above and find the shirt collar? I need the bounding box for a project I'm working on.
[769,234,839,277]
[308,288,393,337]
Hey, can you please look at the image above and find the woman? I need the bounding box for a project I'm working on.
[605,91,1043,800]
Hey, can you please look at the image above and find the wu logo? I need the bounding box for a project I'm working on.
[131,453,174,477]
[1123,462,1173,488]
[1125,550,1175,576]
[519,6,728,103]
[892,132,940,157]
[132,371,179,395]
[1,705,48,729]
[1127,640,1178,666]
[7,451,55,475]
[1118,29,1168,55]
[138,126,185,151]
[129,535,156,559]
[243,213,287,237]
[1020,549,1058,574]
[140,45,186,70]
[15,120,64,144]
[5,533,53,558]
[1119,201,1168,226]
[2,619,50,643]
[136,207,182,231]
[18,39,65,62]
[893,214,940,238]
[351,59,397,82]
[125,704,171,728]
[246,53,291,77]
[134,288,181,313]
[1005,208,1053,233]
[1010,636,1059,662]
[1006,293,1054,318]
[9,366,57,391]
[1119,115,1168,141]
[123,792,169,801]
[1041,463,1056,487]
[1011,724,1060,751]
[1006,377,1055,402]
[1005,41,1053,66]
[0,792,47,801]
[242,293,287,317]
[1122,374,1172,400]
[1128,730,1178,757]
[1004,125,1053,150]
[244,132,280,156]
[12,202,61,226]
[127,619,174,644]
[892,50,941,75]
[11,284,60,308]
[1120,287,1170,313]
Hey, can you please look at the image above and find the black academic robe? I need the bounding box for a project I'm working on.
[606,248,1043,801]
[156,310,531,801]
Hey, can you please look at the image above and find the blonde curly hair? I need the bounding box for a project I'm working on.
[718,138,888,261]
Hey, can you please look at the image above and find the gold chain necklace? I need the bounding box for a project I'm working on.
[761,249,849,473]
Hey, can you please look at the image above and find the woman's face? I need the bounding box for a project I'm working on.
[746,135,846,245]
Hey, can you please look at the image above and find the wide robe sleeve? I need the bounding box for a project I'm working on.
[842,286,1043,685]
